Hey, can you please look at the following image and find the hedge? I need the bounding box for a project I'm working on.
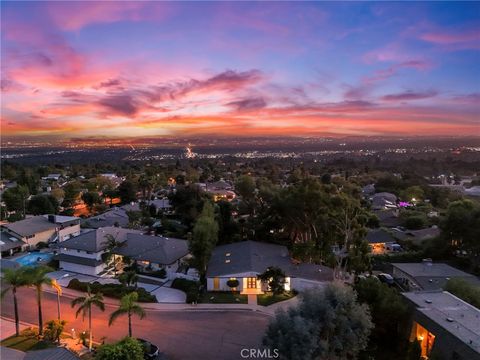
[67,279,157,303]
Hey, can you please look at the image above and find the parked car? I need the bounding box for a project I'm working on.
[386,243,402,252]
[138,338,160,359]
[377,273,394,286]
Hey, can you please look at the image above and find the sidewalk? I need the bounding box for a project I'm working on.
[0,317,28,341]
[42,285,296,316]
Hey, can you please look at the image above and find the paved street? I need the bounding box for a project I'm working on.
[1,287,270,360]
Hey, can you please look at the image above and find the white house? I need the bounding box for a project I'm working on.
[206,241,333,294]
[58,227,189,277]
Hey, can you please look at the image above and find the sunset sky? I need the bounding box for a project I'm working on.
[1,1,479,140]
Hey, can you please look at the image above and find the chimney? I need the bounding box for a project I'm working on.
[48,214,56,223]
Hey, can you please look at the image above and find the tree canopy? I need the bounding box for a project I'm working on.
[263,282,373,360]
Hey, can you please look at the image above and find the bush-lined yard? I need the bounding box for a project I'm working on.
[68,279,157,302]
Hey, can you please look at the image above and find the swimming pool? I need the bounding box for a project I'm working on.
[14,252,54,267]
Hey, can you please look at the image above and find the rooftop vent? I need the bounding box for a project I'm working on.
[446,317,454,322]
[425,299,432,304]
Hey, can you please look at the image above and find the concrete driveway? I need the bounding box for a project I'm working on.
[149,286,186,303]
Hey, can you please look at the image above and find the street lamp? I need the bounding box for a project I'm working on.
[51,279,62,320]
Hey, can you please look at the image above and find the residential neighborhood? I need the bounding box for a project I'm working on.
[1,1,480,360]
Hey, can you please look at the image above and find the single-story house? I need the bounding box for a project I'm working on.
[0,231,27,257]
[366,228,398,254]
[374,209,401,228]
[82,207,129,229]
[371,192,398,210]
[402,291,480,360]
[393,226,441,244]
[115,233,189,279]
[392,260,480,291]
[1,215,81,249]
[206,241,333,294]
[58,227,189,277]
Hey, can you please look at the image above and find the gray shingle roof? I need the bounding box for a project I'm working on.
[116,233,189,265]
[24,347,80,360]
[82,208,129,229]
[59,227,141,252]
[366,228,396,244]
[2,215,79,238]
[0,232,26,252]
[0,346,25,360]
[207,241,333,281]
[2,216,57,237]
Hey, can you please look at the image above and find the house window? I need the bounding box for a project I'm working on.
[411,322,435,358]
[247,277,257,289]
[213,277,220,290]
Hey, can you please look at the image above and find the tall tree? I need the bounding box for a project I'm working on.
[190,201,219,277]
[2,185,29,217]
[1,268,28,336]
[354,278,410,357]
[263,282,373,360]
[441,199,480,268]
[81,191,101,212]
[118,180,137,204]
[23,266,53,336]
[71,286,105,351]
[108,292,146,337]
[27,194,58,215]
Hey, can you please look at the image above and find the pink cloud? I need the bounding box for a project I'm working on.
[45,2,173,31]
[419,29,480,45]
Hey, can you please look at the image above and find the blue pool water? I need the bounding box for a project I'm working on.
[15,252,53,266]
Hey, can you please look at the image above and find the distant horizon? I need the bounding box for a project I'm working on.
[1,2,479,139]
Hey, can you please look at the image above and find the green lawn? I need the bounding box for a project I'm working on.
[0,335,54,352]
[257,291,296,306]
[199,292,248,304]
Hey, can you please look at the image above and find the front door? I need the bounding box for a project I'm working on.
[247,277,257,289]
[213,277,220,290]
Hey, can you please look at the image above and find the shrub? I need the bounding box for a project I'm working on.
[171,278,199,303]
[67,279,156,303]
[43,320,67,343]
[96,337,144,360]
[444,278,480,308]
[226,279,240,290]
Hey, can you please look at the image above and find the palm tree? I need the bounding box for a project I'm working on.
[102,234,125,276]
[1,267,28,336]
[108,292,145,337]
[23,266,53,336]
[119,270,139,289]
[71,286,105,351]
